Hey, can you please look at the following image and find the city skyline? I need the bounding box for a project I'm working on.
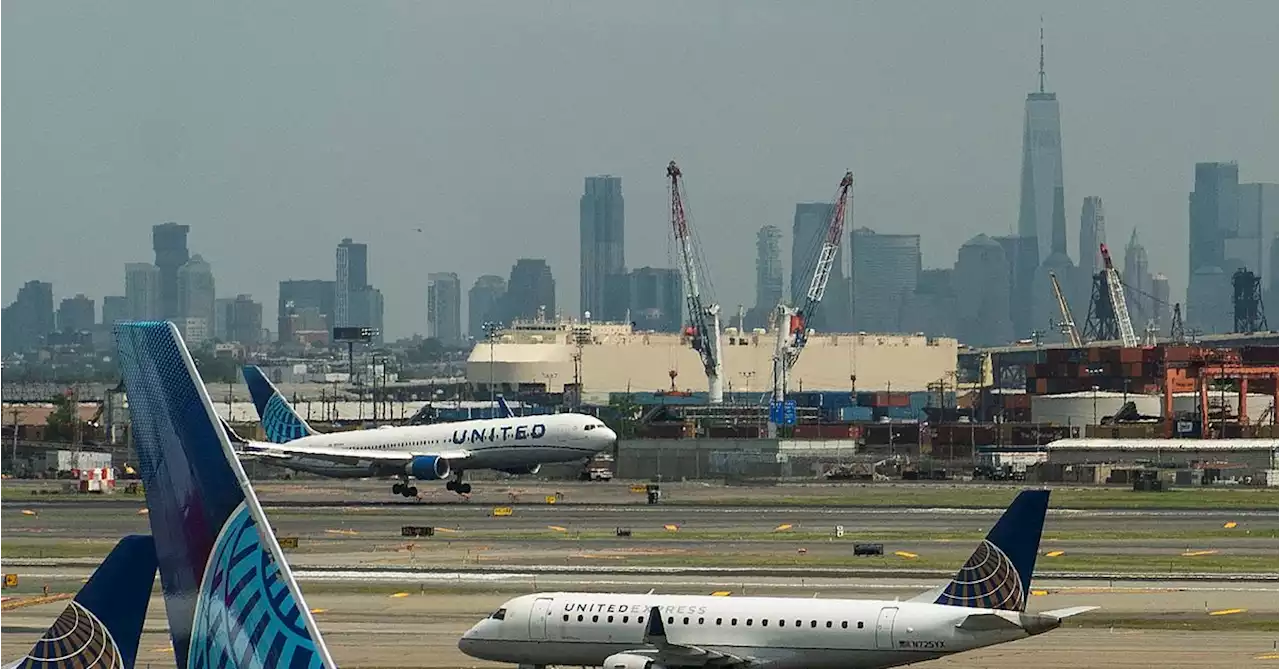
[3,3,1276,339]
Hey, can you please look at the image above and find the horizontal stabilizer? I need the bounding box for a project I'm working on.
[1041,606,1100,620]
[956,613,1021,631]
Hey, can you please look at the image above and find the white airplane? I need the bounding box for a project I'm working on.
[233,365,616,498]
[458,490,1096,669]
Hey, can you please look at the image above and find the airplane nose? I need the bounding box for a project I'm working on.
[597,426,618,446]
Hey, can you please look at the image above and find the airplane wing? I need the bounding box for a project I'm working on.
[237,440,472,465]
[632,605,754,668]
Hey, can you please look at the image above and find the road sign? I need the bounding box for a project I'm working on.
[783,400,797,425]
[492,507,514,517]
[3,574,16,588]
[835,525,845,538]
[278,537,299,550]
[545,495,558,505]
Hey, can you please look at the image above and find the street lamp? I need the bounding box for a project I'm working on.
[483,322,502,410]
[1091,385,1099,427]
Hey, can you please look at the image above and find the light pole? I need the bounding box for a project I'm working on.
[1092,385,1099,427]
[483,322,501,410]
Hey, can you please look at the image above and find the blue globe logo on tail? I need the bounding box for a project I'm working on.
[934,540,1026,612]
[189,501,324,669]
[20,602,124,669]
[262,393,310,443]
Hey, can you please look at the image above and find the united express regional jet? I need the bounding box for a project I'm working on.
[458,490,1096,669]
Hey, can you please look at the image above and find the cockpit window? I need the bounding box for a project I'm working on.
[584,425,595,431]
[490,608,506,620]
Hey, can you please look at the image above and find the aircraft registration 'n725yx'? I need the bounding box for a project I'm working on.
[459,489,1097,669]
[236,365,616,498]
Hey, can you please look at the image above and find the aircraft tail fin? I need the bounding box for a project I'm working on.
[115,321,334,668]
[496,395,515,418]
[20,534,157,669]
[242,364,316,443]
[933,489,1049,612]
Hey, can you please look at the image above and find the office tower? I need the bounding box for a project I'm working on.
[335,237,369,327]
[1229,182,1278,297]
[993,235,1038,339]
[1187,162,1250,333]
[125,263,162,321]
[628,267,683,332]
[1078,197,1106,302]
[755,225,784,312]
[850,227,920,333]
[600,273,631,323]
[349,287,384,343]
[56,295,95,332]
[152,222,190,319]
[507,258,556,322]
[214,297,236,341]
[1122,229,1152,327]
[792,202,849,331]
[468,275,508,339]
[278,279,336,342]
[580,175,625,319]
[954,235,1012,347]
[229,295,263,347]
[1,280,54,354]
[1017,28,1066,266]
[426,272,463,345]
[101,296,128,325]
[176,255,215,344]
[1151,274,1170,333]
[899,269,957,338]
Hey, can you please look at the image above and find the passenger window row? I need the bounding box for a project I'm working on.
[561,613,864,630]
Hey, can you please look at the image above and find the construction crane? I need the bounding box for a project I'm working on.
[1099,243,1138,347]
[772,171,855,403]
[1047,270,1082,348]
[667,160,724,404]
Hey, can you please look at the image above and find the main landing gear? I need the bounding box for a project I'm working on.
[445,473,472,495]
[391,475,418,498]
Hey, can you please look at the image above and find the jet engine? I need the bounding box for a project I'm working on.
[497,463,541,476]
[602,653,666,669]
[406,455,451,481]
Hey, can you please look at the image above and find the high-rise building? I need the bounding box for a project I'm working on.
[850,227,920,333]
[335,237,369,327]
[993,235,1038,339]
[1,280,54,354]
[792,202,849,331]
[1122,229,1153,327]
[213,297,236,341]
[152,222,190,319]
[101,296,128,325]
[1185,162,1268,333]
[627,267,683,333]
[229,294,263,347]
[349,287,384,343]
[124,263,162,321]
[177,255,216,343]
[1017,29,1066,266]
[507,258,556,322]
[57,295,95,332]
[1151,274,1170,334]
[580,175,625,319]
[468,275,508,339]
[954,235,1012,347]
[426,272,463,345]
[754,225,784,313]
[899,269,957,338]
[278,279,336,342]
[1078,196,1106,301]
[600,273,632,323]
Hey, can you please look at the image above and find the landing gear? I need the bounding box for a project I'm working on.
[445,473,472,495]
[392,476,419,498]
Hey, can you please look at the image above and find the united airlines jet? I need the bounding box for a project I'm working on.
[237,365,616,498]
[459,490,1096,669]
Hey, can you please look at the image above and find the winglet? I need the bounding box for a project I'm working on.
[20,534,157,669]
[934,489,1050,612]
[242,364,316,443]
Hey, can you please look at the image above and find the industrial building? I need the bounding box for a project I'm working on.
[465,319,957,401]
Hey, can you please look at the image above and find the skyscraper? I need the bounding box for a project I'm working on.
[125,263,162,321]
[850,227,920,333]
[468,275,508,339]
[1078,196,1106,299]
[101,296,128,326]
[1151,274,1170,333]
[177,255,216,344]
[507,258,556,322]
[1187,162,1241,333]
[1,280,54,354]
[792,202,848,331]
[349,287,384,343]
[229,294,263,347]
[152,222,190,319]
[627,267,683,332]
[214,297,236,341]
[278,279,336,343]
[426,272,463,345]
[954,235,1012,347]
[1017,27,1066,266]
[1229,182,1278,293]
[579,175,624,319]
[754,225,784,313]
[335,237,369,327]
[1122,229,1152,327]
[899,269,957,338]
[56,295,95,332]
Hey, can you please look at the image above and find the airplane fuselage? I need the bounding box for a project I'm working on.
[460,592,1057,669]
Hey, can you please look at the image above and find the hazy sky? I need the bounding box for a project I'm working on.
[4,1,1276,339]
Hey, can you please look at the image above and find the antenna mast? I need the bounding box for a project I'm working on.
[1038,16,1046,93]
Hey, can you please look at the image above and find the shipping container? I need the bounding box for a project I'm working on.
[840,406,874,422]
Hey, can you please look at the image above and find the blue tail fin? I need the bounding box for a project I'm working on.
[19,534,157,669]
[496,395,515,418]
[934,489,1050,612]
[115,321,335,669]
[242,364,316,443]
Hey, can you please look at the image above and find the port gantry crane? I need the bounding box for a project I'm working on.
[667,160,725,404]
[771,171,855,404]
[1048,270,1083,348]
[1099,243,1139,347]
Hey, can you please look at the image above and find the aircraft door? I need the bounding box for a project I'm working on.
[529,597,553,640]
[875,607,898,649]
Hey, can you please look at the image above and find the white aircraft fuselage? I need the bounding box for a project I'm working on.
[460,591,1064,669]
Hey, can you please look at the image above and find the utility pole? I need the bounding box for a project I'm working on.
[483,322,501,412]
[10,406,20,477]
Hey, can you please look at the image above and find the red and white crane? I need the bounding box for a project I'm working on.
[667,161,725,404]
[1099,243,1138,347]
[772,171,855,403]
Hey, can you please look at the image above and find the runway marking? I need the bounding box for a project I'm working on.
[1224,521,1238,529]
[1031,590,1048,596]
[1208,608,1246,616]
[1254,652,1278,660]
[548,525,568,532]
[774,524,794,532]
[711,591,731,596]
[310,608,327,614]
[20,509,37,516]
[0,593,71,611]
[137,508,149,515]
[894,551,918,559]
[664,524,680,532]
[1181,550,1219,557]
[390,592,410,598]
[433,527,459,534]
[324,529,360,536]
[1045,550,1065,557]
